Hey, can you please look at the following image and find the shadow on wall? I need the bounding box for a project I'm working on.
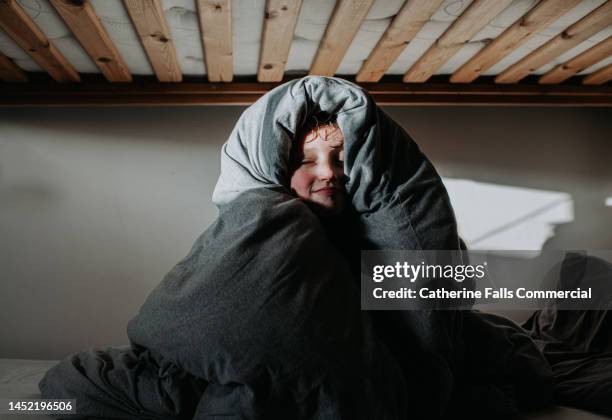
[384,106,612,250]
[384,107,612,182]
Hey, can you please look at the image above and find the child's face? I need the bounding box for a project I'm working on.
[289,124,347,215]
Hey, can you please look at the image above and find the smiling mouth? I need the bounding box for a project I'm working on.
[312,187,337,196]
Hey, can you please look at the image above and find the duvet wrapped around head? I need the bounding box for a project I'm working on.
[212,76,461,251]
[126,76,464,419]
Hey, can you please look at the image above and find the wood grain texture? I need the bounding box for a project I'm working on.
[583,62,612,84]
[539,36,612,84]
[404,0,513,83]
[50,0,131,82]
[0,0,79,82]
[356,0,443,82]
[309,0,374,76]
[451,0,582,83]
[0,52,27,81]
[196,0,233,82]
[2,81,610,106]
[123,0,182,82]
[258,0,302,82]
[496,1,612,84]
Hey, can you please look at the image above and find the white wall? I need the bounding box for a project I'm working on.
[1,106,610,359]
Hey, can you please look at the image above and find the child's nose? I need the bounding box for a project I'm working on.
[317,161,335,180]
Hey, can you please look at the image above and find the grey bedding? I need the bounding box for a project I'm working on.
[2,358,610,420]
[37,77,612,419]
[524,254,612,416]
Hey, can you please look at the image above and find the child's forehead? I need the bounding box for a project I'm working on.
[301,124,344,147]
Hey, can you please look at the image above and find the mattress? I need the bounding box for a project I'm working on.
[0,359,57,420]
[0,358,609,419]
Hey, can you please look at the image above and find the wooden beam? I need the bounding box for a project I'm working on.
[496,1,612,84]
[539,36,612,84]
[258,0,302,82]
[404,0,513,83]
[1,80,610,106]
[309,0,374,76]
[123,0,182,82]
[0,0,79,82]
[356,0,443,83]
[583,62,612,85]
[0,52,27,82]
[49,0,131,82]
[196,0,233,82]
[451,0,581,84]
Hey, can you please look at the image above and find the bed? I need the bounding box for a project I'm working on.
[0,358,58,420]
[0,357,610,420]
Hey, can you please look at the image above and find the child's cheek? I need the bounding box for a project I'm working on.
[291,170,313,197]
[301,173,314,195]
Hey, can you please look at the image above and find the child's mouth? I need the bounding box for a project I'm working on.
[313,187,337,196]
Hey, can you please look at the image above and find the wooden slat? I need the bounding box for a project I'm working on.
[539,36,612,84]
[0,52,27,82]
[356,0,443,83]
[496,1,612,84]
[1,80,610,107]
[257,0,302,82]
[451,0,581,84]
[196,0,233,82]
[123,0,182,82]
[0,0,79,82]
[583,62,612,84]
[404,0,513,83]
[49,0,131,82]
[309,0,374,76]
